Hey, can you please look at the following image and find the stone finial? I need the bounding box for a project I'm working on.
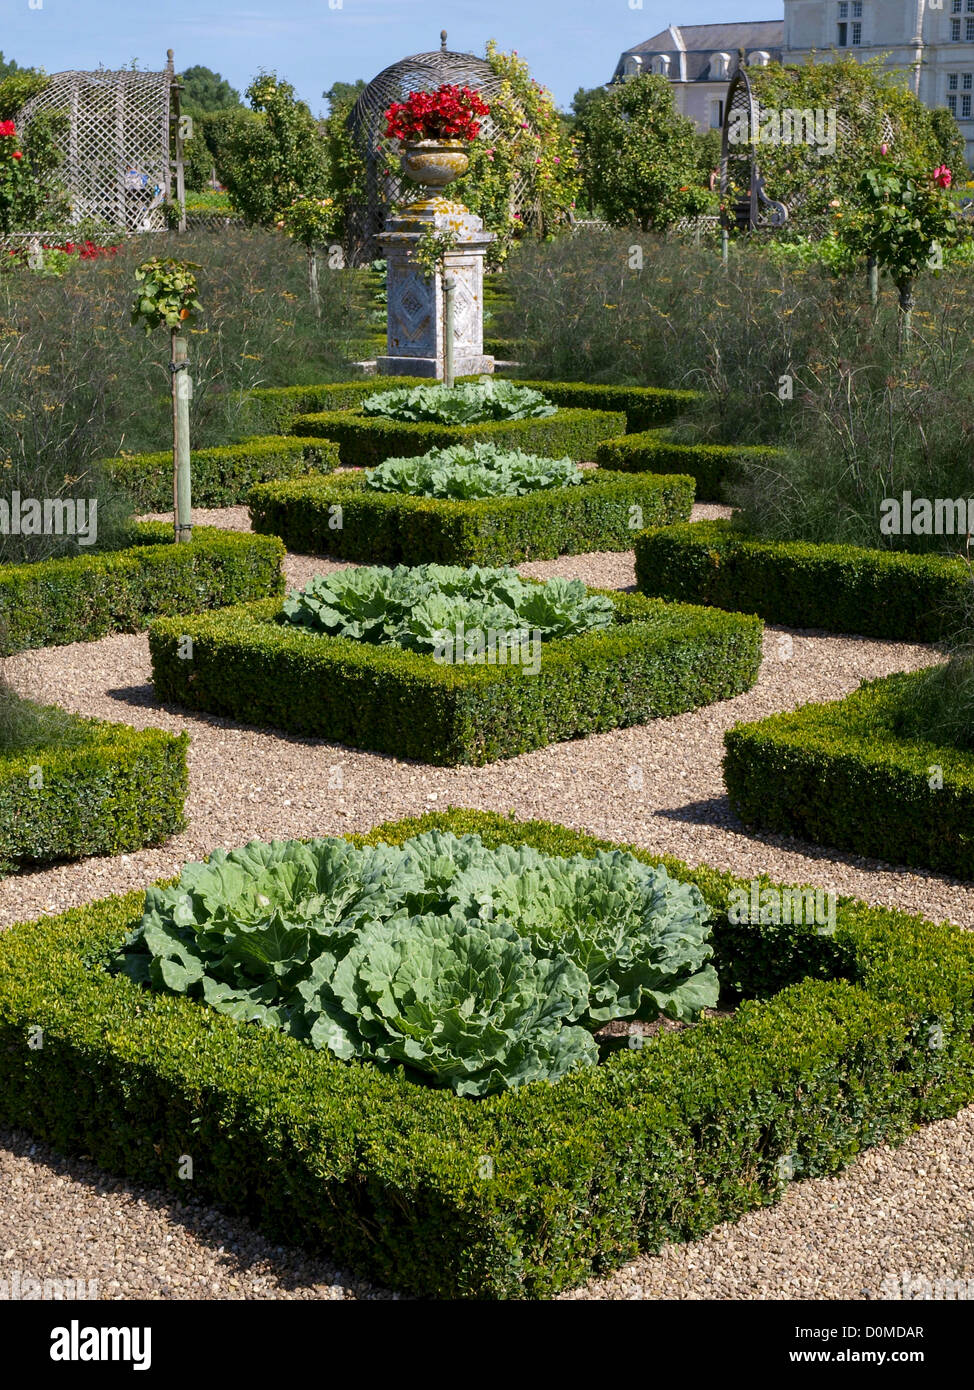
[441,30,448,50]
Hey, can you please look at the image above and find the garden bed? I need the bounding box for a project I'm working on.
[0,696,188,871]
[0,808,970,1299]
[596,434,782,504]
[724,670,974,880]
[0,524,285,656]
[633,520,969,642]
[102,437,339,511]
[288,405,626,469]
[148,587,762,765]
[249,468,694,565]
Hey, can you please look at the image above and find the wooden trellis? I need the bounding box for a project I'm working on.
[16,51,186,234]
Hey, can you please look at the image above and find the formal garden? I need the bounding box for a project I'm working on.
[1,38,974,1304]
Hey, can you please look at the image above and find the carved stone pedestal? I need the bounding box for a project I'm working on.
[375,197,495,379]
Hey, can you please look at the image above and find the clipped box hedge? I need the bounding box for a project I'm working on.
[0,706,188,871]
[288,406,626,469]
[596,433,782,504]
[724,670,974,880]
[101,436,340,511]
[634,520,970,642]
[511,381,700,432]
[249,469,694,565]
[1,806,971,1299]
[0,524,285,656]
[149,589,762,765]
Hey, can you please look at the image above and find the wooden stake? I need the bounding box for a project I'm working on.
[171,332,193,542]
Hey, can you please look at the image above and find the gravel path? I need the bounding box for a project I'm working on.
[1,505,970,1302]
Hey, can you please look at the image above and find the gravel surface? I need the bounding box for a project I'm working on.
[1,504,970,1302]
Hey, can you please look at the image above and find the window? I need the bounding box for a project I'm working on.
[711,100,724,129]
[964,94,972,118]
[954,0,962,11]
[952,18,961,37]
[950,73,959,89]
[967,17,974,38]
[711,52,731,79]
[965,72,972,88]
[623,55,642,77]
[949,94,958,113]
[852,0,862,13]
[968,0,974,11]
[852,21,862,43]
[838,21,848,43]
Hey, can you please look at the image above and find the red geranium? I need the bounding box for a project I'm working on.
[0,120,16,138]
[384,84,489,142]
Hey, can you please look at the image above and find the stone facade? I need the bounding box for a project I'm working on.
[375,197,495,379]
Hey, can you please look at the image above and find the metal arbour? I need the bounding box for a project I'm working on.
[345,31,536,263]
[16,52,186,234]
[719,60,788,234]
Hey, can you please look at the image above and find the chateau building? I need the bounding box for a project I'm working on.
[613,8,974,163]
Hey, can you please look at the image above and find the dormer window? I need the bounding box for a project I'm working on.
[623,54,643,78]
[748,50,771,67]
[711,52,731,80]
[652,54,671,76]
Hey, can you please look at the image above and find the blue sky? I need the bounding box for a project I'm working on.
[2,0,780,112]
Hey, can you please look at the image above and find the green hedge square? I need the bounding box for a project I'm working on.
[596,433,783,504]
[1,808,970,1298]
[634,520,970,642]
[101,437,340,511]
[724,670,974,879]
[249,469,694,565]
[0,524,285,655]
[0,707,188,870]
[148,589,763,765]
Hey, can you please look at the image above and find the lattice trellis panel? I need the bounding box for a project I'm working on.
[345,36,537,264]
[18,64,175,233]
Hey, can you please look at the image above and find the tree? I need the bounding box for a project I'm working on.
[211,72,329,224]
[323,79,365,114]
[0,52,22,83]
[179,65,242,114]
[575,75,710,231]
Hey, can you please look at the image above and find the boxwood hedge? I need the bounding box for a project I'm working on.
[149,590,762,765]
[248,469,694,565]
[724,670,974,879]
[510,381,700,432]
[0,524,285,656]
[634,520,970,642]
[0,708,188,871]
[0,807,970,1299]
[596,433,783,504]
[288,406,626,469]
[101,437,340,512]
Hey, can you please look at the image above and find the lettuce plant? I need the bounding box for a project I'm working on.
[113,830,717,1097]
[361,379,556,424]
[365,441,581,499]
[279,563,616,654]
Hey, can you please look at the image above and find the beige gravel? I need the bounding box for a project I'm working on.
[1,503,970,1302]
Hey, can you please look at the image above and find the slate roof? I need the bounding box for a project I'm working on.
[612,21,784,83]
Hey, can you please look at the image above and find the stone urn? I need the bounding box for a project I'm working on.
[400,139,469,190]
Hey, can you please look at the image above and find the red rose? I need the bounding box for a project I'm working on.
[11,150,23,160]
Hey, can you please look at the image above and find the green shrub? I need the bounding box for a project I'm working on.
[0,523,285,655]
[111,830,715,1097]
[250,469,693,565]
[288,406,626,469]
[634,520,969,642]
[0,696,188,871]
[149,589,762,765]
[234,376,438,435]
[596,433,783,504]
[365,442,582,499]
[100,436,340,511]
[281,565,617,650]
[513,381,701,433]
[723,670,974,879]
[361,381,556,424]
[1,807,970,1298]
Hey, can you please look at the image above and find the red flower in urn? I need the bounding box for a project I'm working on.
[384,84,489,142]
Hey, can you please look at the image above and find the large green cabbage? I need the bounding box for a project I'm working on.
[279,564,616,654]
[365,442,581,499]
[361,379,556,424]
[113,831,717,1097]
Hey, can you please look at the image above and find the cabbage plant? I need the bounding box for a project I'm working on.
[113,830,718,1097]
[279,564,616,654]
[361,379,556,424]
[366,441,581,499]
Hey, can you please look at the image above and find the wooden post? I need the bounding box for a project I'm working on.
[867,255,878,306]
[444,273,456,387]
[721,227,729,269]
[308,245,321,317]
[171,332,193,542]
